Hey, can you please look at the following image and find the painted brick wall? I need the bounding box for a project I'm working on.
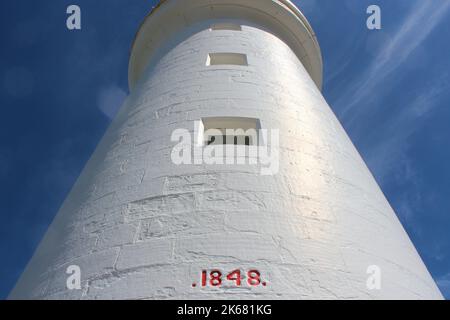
[10,19,442,299]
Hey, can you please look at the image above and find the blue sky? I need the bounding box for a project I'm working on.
[0,0,449,299]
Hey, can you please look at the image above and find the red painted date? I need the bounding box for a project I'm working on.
[192,269,267,288]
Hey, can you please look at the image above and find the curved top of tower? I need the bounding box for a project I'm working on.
[128,0,323,91]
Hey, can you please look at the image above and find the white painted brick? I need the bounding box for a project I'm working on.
[46,248,119,296]
[96,224,138,250]
[174,233,282,264]
[10,1,442,300]
[116,239,174,270]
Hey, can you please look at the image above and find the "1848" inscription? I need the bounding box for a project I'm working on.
[192,269,267,288]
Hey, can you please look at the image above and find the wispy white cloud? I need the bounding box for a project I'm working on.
[363,71,449,232]
[97,85,127,120]
[344,1,450,167]
[330,1,450,231]
[365,70,449,187]
[336,0,450,121]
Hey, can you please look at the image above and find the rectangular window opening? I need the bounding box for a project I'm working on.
[206,53,248,66]
[201,117,260,146]
[210,23,242,31]
[206,134,254,146]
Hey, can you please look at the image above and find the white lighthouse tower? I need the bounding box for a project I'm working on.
[10,0,442,299]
